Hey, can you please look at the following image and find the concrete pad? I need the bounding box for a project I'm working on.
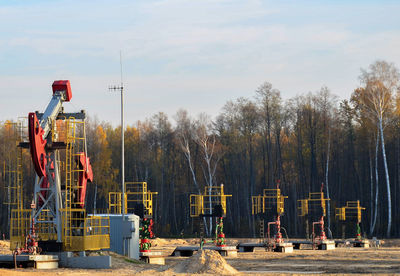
[353,240,370,248]
[319,240,335,250]
[289,240,313,250]
[58,252,111,269]
[35,259,58,269]
[274,242,294,253]
[237,243,266,252]
[140,252,166,265]
[0,254,58,269]
[223,249,238,257]
[171,246,237,257]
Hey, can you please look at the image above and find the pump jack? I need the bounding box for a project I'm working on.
[298,183,335,250]
[10,80,110,255]
[251,181,293,253]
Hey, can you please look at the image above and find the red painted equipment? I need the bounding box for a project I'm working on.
[28,113,47,178]
[15,80,109,255]
[312,216,327,249]
[216,217,226,247]
[27,80,91,209]
[140,218,154,252]
[13,218,41,256]
[52,80,72,102]
[76,153,93,208]
[28,113,50,205]
[267,215,284,249]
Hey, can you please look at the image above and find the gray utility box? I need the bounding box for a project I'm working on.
[97,214,140,260]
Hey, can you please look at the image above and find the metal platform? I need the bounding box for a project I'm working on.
[335,239,370,248]
[289,240,313,249]
[171,246,237,257]
[318,240,335,250]
[274,242,294,253]
[237,243,266,252]
[139,251,166,265]
[352,240,369,248]
[237,242,293,253]
[289,240,335,250]
[55,252,111,269]
[0,254,58,269]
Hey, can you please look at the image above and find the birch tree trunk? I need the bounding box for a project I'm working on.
[181,138,209,236]
[371,129,379,234]
[368,145,373,235]
[325,128,331,237]
[379,118,391,237]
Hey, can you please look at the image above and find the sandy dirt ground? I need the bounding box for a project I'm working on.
[0,238,400,275]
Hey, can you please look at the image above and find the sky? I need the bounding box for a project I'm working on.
[1,0,400,126]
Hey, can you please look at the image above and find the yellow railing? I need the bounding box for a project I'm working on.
[61,209,110,251]
[63,118,109,251]
[298,199,309,216]
[36,209,58,241]
[109,192,122,214]
[335,207,346,220]
[108,182,158,217]
[3,149,23,209]
[10,209,31,250]
[297,192,330,217]
[335,200,365,222]
[3,121,25,208]
[190,194,203,217]
[64,118,74,248]
[5,120,27,250]
[252,188,287,215]
[189,185,232,217]
[251,195,262,215]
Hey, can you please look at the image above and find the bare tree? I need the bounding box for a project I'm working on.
[175,110,210,236]
[193,113,223,235]
[256,82,281,186]
[316,86,337,236]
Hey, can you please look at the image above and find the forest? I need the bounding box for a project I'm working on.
[1,60,400,239]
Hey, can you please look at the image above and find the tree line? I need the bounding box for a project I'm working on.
[1,60,400,238]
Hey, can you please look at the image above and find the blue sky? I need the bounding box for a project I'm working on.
[1,0,400,125]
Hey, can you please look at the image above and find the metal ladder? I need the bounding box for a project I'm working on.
[259,219,265,242]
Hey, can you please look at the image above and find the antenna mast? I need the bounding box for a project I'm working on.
[109,51,125,219]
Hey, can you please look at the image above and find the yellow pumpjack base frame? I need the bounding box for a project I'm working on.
[252,188,287,216]
[189,185,232,217]
[335,200,365,223]
[298,191,330,217]
[108,181,158,218]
